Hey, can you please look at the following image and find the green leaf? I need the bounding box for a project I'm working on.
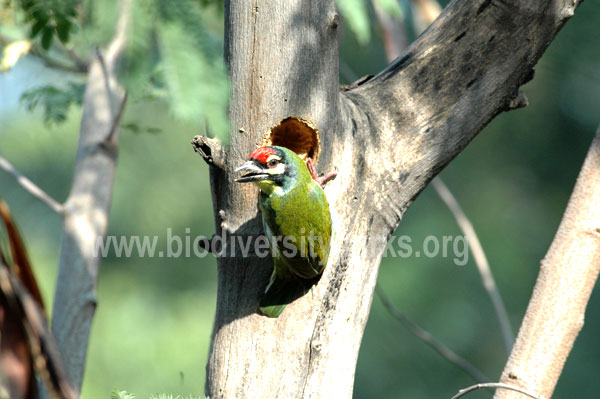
[30,18,47,38]
[41,26,53,50]
[18,0,79,47]
[114,0,157,98]
[156,21,230,141]
[336,0,371,45]
[19,82,85,125]
[121,123,141,134]
[56,16,72,43]
[120,123,162,135]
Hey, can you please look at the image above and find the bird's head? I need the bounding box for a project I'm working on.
[235,146,301,194]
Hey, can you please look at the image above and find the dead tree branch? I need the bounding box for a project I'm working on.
[494,127,600,398]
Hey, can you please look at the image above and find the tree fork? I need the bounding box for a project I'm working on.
[198,0,582,397]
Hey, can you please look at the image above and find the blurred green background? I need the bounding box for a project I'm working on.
[1,0,599,398]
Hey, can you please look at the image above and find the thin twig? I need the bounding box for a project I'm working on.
[104,0,133,66]
[0,33,84,73]
[30,45,87,74]
[451,382,541,399]
[95,0,132,140]
[106,91,128,142]
[57,41,89,72]
[358,5,514,352]
[371,0,513,357]
[432,178,514,354]
[373,0,514,358]
[375,285,489,383]
[0,156,64,214]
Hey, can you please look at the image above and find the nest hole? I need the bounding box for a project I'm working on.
[262,117,321,164]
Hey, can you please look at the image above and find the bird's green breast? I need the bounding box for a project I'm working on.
[260,178,331,279]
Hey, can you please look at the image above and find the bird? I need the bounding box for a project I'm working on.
[235,146,333,318]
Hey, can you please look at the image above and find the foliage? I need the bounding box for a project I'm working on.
[155,20,229,138]
[90,0,230,139]
[19,82,85,124]
[16,0,80,49]
[11,0,230,141]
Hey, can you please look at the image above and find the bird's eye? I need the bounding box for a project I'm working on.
[267,159,279,168]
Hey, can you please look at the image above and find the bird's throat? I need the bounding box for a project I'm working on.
[253,180,284,196]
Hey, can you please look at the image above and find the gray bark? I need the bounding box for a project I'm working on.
[200,0,582,397]
[51,0,132,393]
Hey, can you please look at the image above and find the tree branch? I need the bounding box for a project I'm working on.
[50,0,133,394]
[0,155,64,214]
[191,135,225,169]
[494,127,600,398]
[452,383,541,399]
[29,45,87,74]
[375,286,489,383]
[432,178,513,354]
[337,0,581,231]
[56,41,89,73]
[0,34,87,74]
[370,0,514,355]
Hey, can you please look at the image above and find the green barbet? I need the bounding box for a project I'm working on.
[235,146,333,318]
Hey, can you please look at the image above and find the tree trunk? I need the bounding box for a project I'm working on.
[51,0,131,393]
[200,0,582,397]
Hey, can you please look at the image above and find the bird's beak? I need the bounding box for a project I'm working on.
[235,160,270,183]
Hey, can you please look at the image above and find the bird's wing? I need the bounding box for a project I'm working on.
[305,182,332,270]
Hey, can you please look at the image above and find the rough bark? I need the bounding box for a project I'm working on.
[202,0,582,397]
[50,0,132,393]
[494,129,600,399]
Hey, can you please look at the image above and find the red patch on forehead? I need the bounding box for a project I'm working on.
[248,146,276,164]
